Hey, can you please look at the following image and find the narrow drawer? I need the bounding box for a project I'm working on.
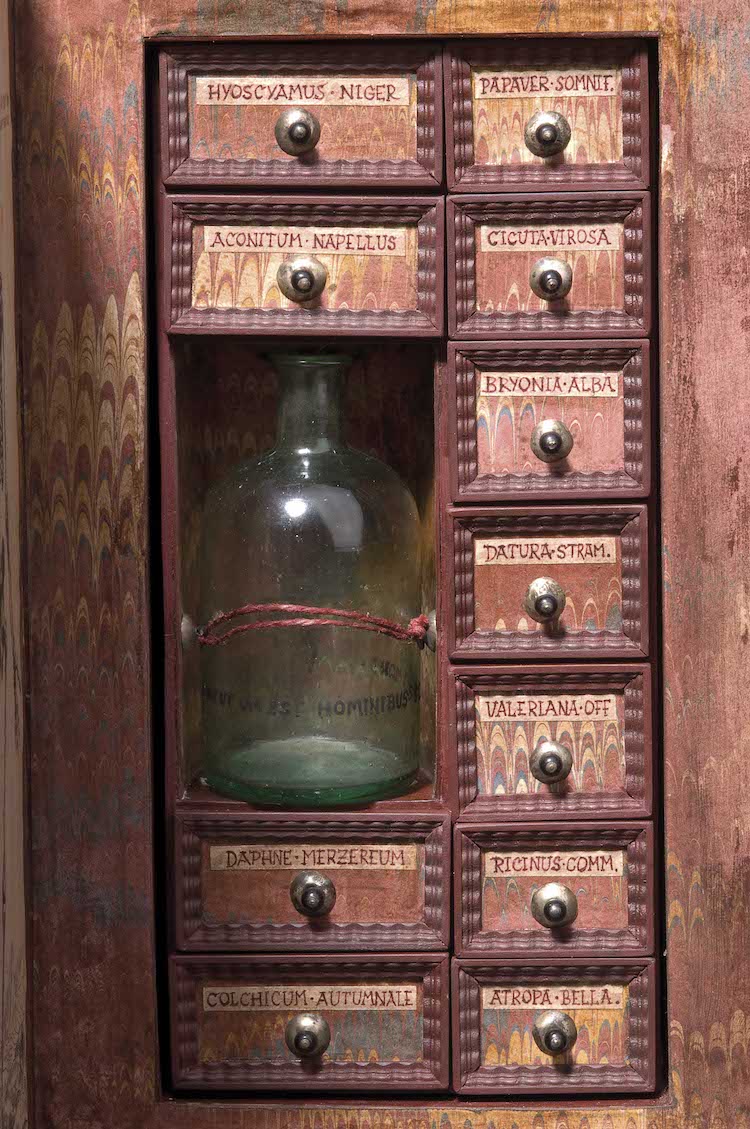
[455,822,654,955]
[448,505,649,660]
[445,41,649,191]
[453,958,656,1094]
[166,195,444,336]
[161,44,443,188]
[174,812,450,951]
[451,664,652,820]
[170,954,450,1091]
[447,193,650,339]
[448,340,651,501]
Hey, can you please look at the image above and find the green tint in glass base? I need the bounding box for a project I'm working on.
[203,736,419,808]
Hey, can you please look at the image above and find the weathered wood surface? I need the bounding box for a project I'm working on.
[12,0,750,1126]
[1,0,28,1125]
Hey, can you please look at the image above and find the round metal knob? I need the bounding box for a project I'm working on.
[277,255,328,302]
[530,419,574,464]
[531,882,579,928]
[530,257,573,301]
[524,577,566,624]
[274,108,321,156]
[284,1013,331,1059]
[289,871,337,918]
[530,738,573,785]
[532,1010,578,1057]
[524,110,572,157]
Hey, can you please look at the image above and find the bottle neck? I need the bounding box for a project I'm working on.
[273,358,347,454]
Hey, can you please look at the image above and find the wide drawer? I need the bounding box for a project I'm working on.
[453,958,656,1094]
[447,505,649,660]
[161,44,443,188]
[448,340,651,501]
[451,664,652,819]
[445,41,649,191]
[165,195,444,336]
[174,812,450,951]
[170,954,450,1091]
[447,193,650,339]
[455,822,654,955]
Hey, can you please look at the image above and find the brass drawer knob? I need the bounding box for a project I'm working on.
[531,882,579,928]
[530,257,573,301]
[524,577,566,624]
[530,419,574,463]
[290,871,337,918]
[532,1010,578,1056]
[524,109,572,157]
[530,737,573,784]
[285,1013,331,1058]
[274,107,321,156]
[277,255,328,302]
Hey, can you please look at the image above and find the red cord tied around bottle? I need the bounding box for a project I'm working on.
[197,602,431,649]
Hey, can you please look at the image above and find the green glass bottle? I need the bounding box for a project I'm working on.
[199,353,423,807]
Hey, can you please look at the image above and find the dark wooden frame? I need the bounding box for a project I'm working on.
[451,664,653,820]
[452,958,657,1094]
[445,40,650,192]
[170,953,450,1090]
[447,192,651,339]
[448,504,650,660]
[165,194,445,336]
[161,43,444,188]
[454,821,654,955]
[448,339,651,501]
[174,811,451,951]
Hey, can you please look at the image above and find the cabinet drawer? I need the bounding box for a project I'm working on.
[451,665,652,820]
[166,195,444,336]
[161,44,443,188]
[170,954,449,1091]
[447,194,650,339]
[453,958,656,1094]
[174,812,450,951]
[448,505,649,660]
[448,341,651,501]
[455,823,654,955]
[446,42,649,191]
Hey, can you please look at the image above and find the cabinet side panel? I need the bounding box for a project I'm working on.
[1,0,28,1126]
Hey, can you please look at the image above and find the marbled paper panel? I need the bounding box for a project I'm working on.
[191,224,418,311]
[474,688,626,797]
[471,65,623,168]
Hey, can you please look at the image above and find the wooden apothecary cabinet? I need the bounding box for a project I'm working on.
[3,5,749,1129]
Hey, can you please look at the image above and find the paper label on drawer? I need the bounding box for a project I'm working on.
[475,535,618,566]
[478,371,620,398]
[195,75,411,106]
[482,985,624,1010]
[209,843,418,871]
[203,984,419,1012]
[478,693,619,722]
[472,67,621,101]
[485,849,625,877]
[202,225,406,256]
[479,223,622,253]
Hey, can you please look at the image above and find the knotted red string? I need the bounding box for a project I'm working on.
[197,602,429,648]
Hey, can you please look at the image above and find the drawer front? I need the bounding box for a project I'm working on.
[175,813,450,951]
[446,43,649,191]
[170,955,449,1091]
[162,45,443,187]
[448,194,650,339]
[453,959,656,1094]
[167,196,443,336]
[449,341,650,501]
[448,506,649,660]
[452,665,652,819]
[455,823,654,955]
